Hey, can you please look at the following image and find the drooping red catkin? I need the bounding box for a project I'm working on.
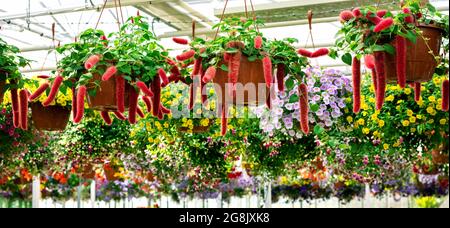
[136,81,154,97]
[102,66,117,81]
[29,82,49,101]
[414,82,422,102]
[228,51,242,96]
[352,57,361,113]
[374,52,387,110]
[364,55,375,69]
[170,65,181,78]
[71,87,77,120]
[202,66,217,83]
[276,63,285,92]
[395,36,407,88]
[150,76,161,117]
[402,7,411,14]
[374,18,394,32]
[340,10,354,21]
[352,8,362,18]
[157,110,164,120]
[405,15,415,24]
[113,111,126,120]
[297,49,313,58]
[42,76,63,107]
[442,80,449,111]
[158,68,169,87]
[74,86,86,123]
[100,111,112,125]
[371,70,378,96]
[116,75,125,113]
[160,103,171,114]
[176,50,195,61]
[311,48,329,58]
[128,87,139,124]
[11,88,20,128]
[262,56,273,88]
[221,105,228,136]
[136,107,145,118]
[142,96,152,113]
[84,55,100,70]
[254,36,263,49]
[366,11,382,24]
[172,37,189,45]
[299,83,309,135]
[189,83,195,110]
[37,75,50,79]
[19,89,29,130]
[376,10,387,18]
[224,53,231,62]
[192,58,202,76]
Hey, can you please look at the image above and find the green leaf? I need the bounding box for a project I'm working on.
[383,44,395,55]
[313,125,324,135]
[289,94,299,103]
[341,53,352,66]
[220,64,229,72]
[406,30,417,44]
[285,77,295,90]
[310,104,319,112]
[247,56,257,62]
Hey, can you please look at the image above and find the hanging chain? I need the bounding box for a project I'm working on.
[94,0,109,30]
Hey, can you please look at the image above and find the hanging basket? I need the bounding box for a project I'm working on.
[385,24,443,83]
[87,69,131,112]
[213,55,267,106]
[432,149,449,165]
[81,164,96,179]
[30,103,71,131]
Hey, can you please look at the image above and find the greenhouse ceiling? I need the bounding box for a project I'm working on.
[0,0,448,75]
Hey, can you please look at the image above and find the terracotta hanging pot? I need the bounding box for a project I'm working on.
[30,102,70,131]
[87,67,131,112]
[385,24,443,83]
[81,164,96,179]
[213,55,267,106]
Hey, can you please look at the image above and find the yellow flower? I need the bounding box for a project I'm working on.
[385,95,395,102]
[417,98,424,107]
[227,124,234,130]
[428,119,434,124]
[361,103,369,110]
[187,119,193,126]
[396,105,401,111]
[148,137,154,143]
[393,142,400,147]
[163,122,169,128]
[371,113,378,121]
[404,88,411,95]
[402,120,410,127]
[383,144,390,150]
[409,116,416,123]
[416,114,423,119]
[362,111,368,116]
[345,98,352,103]
[411,128,416,133]
[378,120,385,127]
[440,119,447,125]
[362,128,370,134]
[406,109,413,117]
[368,97,375,103]
[346,116,353,123]
[182,118,187,123]
[426,106,435,114]
[344,108,349,113]
[433,77,441,85]
[196,108,202,115]
[428,96,436,103]
[357,119,365,125]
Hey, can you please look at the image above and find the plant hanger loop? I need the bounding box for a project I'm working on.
[213,0,229,40]
[94,0,109,30]
[192,20,196,39]
[249,0,259,33]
